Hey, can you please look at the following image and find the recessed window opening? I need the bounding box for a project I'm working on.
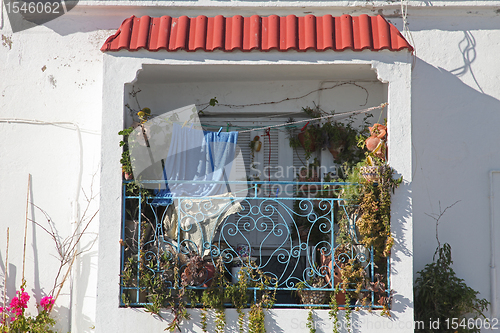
[119,67,393,312]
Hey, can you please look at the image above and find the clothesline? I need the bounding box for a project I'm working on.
[238,102,387,133]
[157,102,387,134]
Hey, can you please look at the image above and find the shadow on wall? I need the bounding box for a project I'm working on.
[156,308,285,333]
[73,250,98,333]
[0,256,17,302]
[388,179,412,319]
[449,31,483,94]
[411,58,500,284]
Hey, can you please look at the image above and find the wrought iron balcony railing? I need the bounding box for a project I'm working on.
[120,180,390,309]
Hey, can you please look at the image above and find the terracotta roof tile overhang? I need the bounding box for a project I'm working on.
[101,14,413,53]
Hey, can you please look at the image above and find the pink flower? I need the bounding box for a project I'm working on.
[8,288,30,319]
[40,296,55,312]
[19,291,29,305]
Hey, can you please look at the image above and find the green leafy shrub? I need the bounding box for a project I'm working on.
[414,243,489,333]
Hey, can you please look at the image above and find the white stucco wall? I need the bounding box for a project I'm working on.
[0,9,110,333]
[406,6,500,322]
[1,1,500,332]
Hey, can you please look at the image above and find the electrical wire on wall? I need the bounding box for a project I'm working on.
[401,0,417,69]
[0,118,92,215]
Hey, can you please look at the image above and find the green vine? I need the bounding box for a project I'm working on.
[226,267,250,333]
[328,287,340,333]
[248,303,266,333]
[332,151,401,314]
[344,292,352,333]
[248,268,276,333]
[201,259,226,333]
[121,243,278,333]
[200,309,208,333]
[119,126,135,176]
[306,309,316,333]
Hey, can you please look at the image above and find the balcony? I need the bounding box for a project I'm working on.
[120,179,390,310]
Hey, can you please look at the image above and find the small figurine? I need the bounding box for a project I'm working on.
[251,135,262,152]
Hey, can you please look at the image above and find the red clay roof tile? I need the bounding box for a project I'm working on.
[101,14,413,53]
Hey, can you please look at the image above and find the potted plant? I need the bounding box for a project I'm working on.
[359,156,381,182]
[328,128,401,316]
[289,106,367,164]
[297,123,319,158]
[119,107,153,180]
[181,254,215,288]
[296,275,329,305]
[119,126,135,180]
[319,249,347,308]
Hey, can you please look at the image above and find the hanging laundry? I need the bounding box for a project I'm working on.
[153,123,246,256]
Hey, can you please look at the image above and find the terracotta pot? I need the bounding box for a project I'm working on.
[298,129,317,153]
[365,123,387,160]
[328,140,347,160]
[365,136,381,152]
[202,262,215,287]
[369,123,387,139]
[319,251,347,309]
[123,170,133,180]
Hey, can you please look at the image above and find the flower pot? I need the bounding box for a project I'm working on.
[366,138,386,160]
[360,166,380,182]
[202,262,215,287]
[365,123,387,160]
[123,171,133,180]
[368,123,387,140]
[231,266,242,284]
[298,289,328,305]
[365,136,381,152]
[122,166,133,180]
[298,130,317,153]
[328,140,346,160]
[319,251,347,309]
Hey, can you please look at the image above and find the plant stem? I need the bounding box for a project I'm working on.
[424,200,460,254]
[52,249,77,310]
[3,228,9,325]
[22,174,31,286]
